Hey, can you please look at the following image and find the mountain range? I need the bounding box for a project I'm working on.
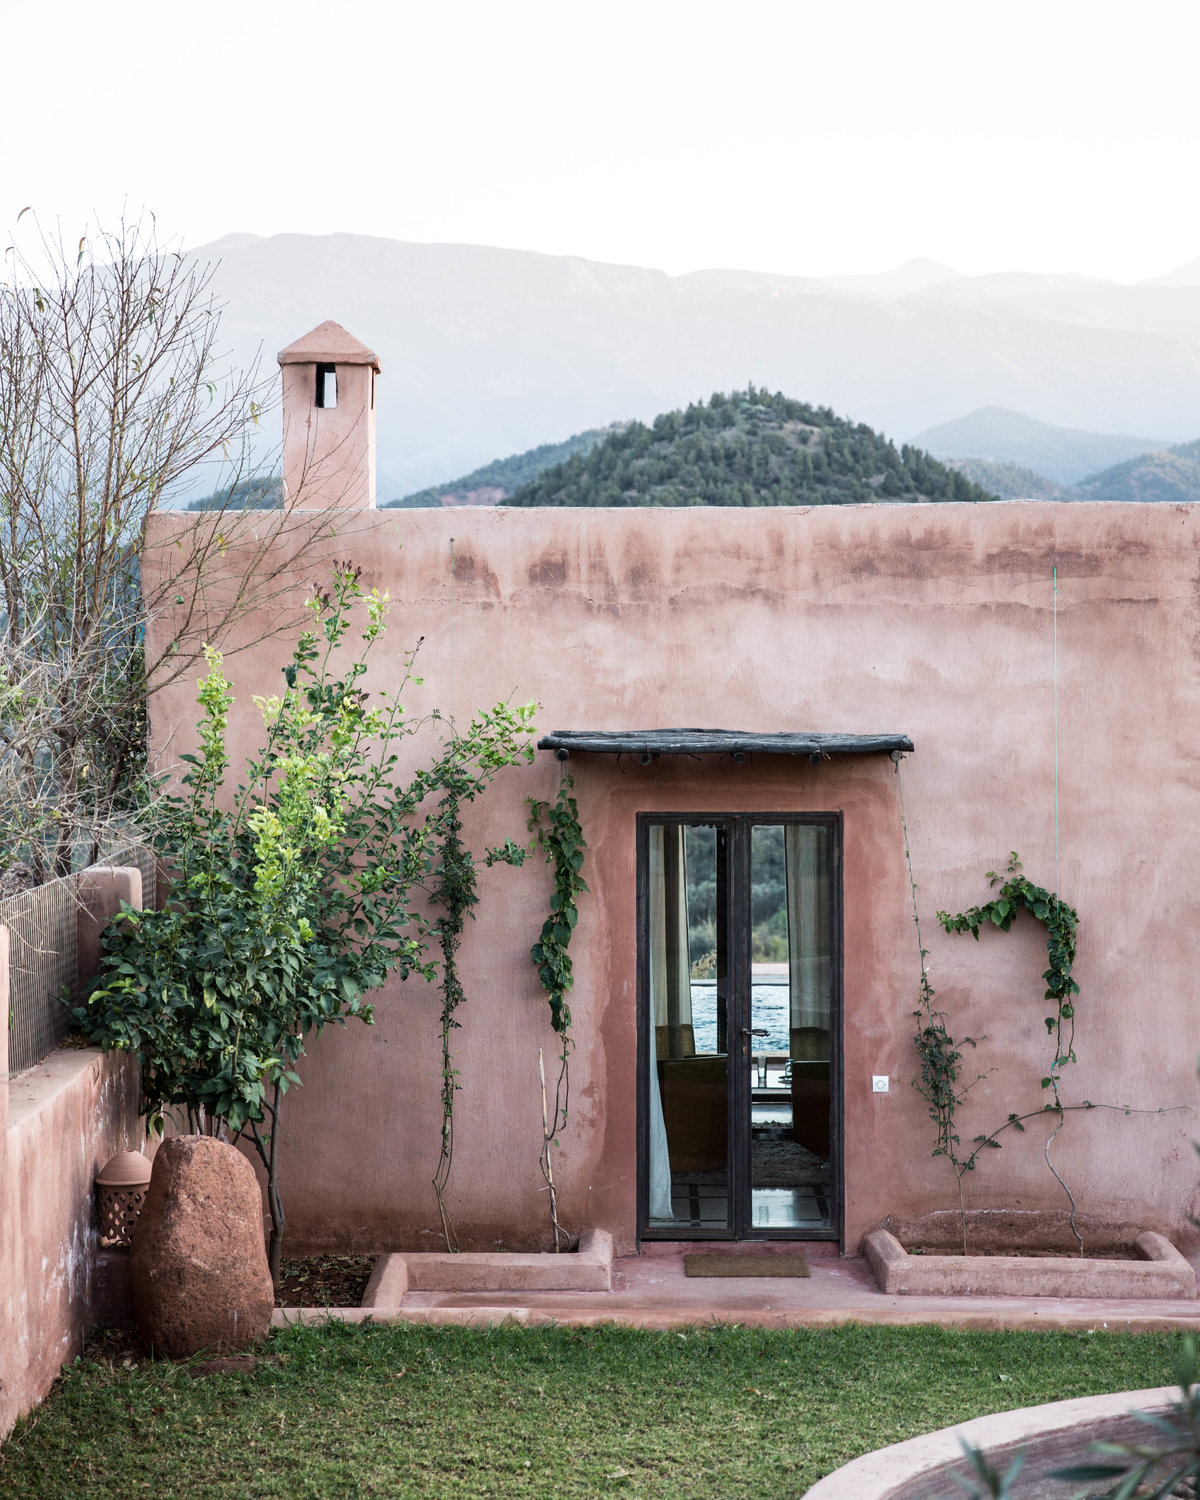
[192,234,1200,498]
[195,402,1200,512]
[910,407,1166,486]
[1069,440,1200,503]
[383,406,1200,509]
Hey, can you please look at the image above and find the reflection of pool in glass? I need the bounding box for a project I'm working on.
[690,978,791,1055]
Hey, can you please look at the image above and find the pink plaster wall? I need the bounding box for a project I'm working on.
[280,362,376,510]
[142,502,1200,1257]
[0,869,145,1439]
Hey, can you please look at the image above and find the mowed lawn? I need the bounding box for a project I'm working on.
[0,1321,1181,1498]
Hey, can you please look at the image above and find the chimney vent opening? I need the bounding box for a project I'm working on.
[316,363,338,409]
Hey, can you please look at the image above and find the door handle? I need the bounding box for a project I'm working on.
[741,1028,770,1038]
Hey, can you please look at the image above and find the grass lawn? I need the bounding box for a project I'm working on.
[0,1321,1182,1498]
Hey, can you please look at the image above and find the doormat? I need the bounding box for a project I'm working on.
[684,1253,810,1278]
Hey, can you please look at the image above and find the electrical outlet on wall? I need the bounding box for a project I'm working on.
[872,1075,890,1093]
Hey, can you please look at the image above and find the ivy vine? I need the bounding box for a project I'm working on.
[909,849,1183,1258]
[526,773,588,1250]
[897,756,1088,1249]
[428,750,527,1251]
[919,852,1085,1250]
[938,853,1080,1099]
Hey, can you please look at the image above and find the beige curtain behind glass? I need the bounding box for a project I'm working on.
[785,825,831,1060]
[647,824,694,1219]
[649,824,693,1059]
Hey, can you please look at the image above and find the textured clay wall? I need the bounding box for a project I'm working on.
[0,870,145,1438]
[143,502,1200,1255]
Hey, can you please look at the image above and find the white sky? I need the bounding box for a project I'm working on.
[5,0,1199,283]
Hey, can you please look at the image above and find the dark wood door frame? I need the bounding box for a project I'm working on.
[636,811,844,1243]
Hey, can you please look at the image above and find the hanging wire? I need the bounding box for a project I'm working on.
[1053,564,1059,916]
[1045,562,1082,1251]
[448,535,455,729]
[894,754,930,989]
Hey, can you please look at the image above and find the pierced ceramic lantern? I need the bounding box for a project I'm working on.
[95,1150,152,1247]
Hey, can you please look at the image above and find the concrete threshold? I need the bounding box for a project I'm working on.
[272,1239,1200,1333]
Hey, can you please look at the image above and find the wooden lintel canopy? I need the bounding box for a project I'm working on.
[536,729,914,762]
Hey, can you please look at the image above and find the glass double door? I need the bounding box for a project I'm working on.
[639,814,840,1240]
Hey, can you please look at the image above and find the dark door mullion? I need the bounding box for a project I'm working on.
[829,825,844,1247]
[726,818,750,1239]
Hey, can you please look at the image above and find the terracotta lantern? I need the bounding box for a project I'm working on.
[95,1150,152,1247]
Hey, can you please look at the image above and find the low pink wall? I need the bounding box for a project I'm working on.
[143,503,1200,1256]
[0,868,145,1439]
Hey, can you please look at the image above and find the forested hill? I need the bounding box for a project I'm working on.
[501,390,999,508]
[942,457,1062,499]
[386,425,619,508]
[1067,439,1200,503]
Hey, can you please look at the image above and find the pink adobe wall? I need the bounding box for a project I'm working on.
[0,869,145,1439]
[142,501,1200,1256]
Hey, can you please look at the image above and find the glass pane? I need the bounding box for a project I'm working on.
[646,823,729,1228]
[750,824,832,1231]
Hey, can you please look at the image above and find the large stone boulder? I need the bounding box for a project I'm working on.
[131,1135,273,1358]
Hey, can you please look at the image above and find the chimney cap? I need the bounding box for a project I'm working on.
[277,320,381,372]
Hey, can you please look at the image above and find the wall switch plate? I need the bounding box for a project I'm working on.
[872,1075,890,1093]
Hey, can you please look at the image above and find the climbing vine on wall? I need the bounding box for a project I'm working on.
[924,853,1084,1247]
[898,760,1092,1251]
[428,745,529,1251]
[526,773,588,1249]
[908,846,1181,1256]
[938,853,1080,1092]
[912,850,1083,1179]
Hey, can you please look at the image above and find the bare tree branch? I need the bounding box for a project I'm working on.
[0,211,358,879]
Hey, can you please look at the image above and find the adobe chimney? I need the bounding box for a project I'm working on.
[277,321,380,509]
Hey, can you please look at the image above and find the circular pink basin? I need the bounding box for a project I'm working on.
[803,1386,1178,1498]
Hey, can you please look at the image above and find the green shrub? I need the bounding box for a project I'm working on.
[74,564,535,1279]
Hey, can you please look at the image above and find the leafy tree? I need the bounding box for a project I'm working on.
[74,566,536,1281]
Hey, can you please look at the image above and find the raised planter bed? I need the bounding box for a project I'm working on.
[271,1229,615,1325]
[365,1228,614,1303]
[864,1227,1195,1299]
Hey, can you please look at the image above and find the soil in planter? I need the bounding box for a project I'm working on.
[275,1255,375,1308]
[906,1245,1142,1259]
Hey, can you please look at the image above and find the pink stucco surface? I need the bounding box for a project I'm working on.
[280,360,377,510]
[143,501,1200,1257]
[0,869,145,1438]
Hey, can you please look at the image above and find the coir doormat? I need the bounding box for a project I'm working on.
[683,1253,810,1279]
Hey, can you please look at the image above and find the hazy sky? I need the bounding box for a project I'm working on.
[6,0,1199,282]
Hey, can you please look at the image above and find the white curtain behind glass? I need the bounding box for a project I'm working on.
[647,825,690,1218]
[785,826,831,1050]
